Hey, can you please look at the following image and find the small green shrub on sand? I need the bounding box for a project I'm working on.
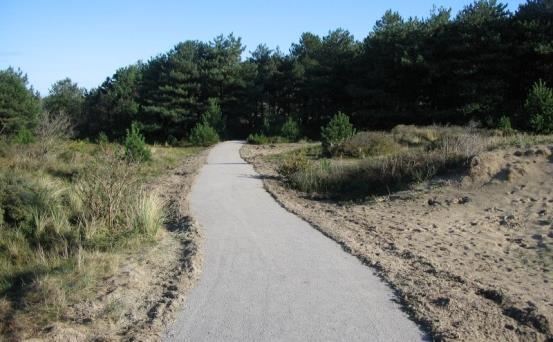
[189,122,219,147]
[280,118,301,142]
[247,133,269,145]
[124,122,151,162]
[321,112,355,155]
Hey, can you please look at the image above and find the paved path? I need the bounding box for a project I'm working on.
[165,141,425,341]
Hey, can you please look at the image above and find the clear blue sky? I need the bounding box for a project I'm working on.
[0,0,526,95]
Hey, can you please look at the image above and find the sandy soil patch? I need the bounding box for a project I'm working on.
[242,143,553,341]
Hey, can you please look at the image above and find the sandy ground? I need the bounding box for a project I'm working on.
[33,150,208,341]
[241,143,553,341]
[165,141,425,341]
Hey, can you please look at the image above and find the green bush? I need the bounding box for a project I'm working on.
[321,112,355,155]
[280,118,301,142]
[189,122,219,146]
[12,127,35,144]
[391,125,440,146]
[277,152,310,179]
[124,122,151,162]
[247,133,269,145]
[97,132,109,144]
[333,132,401,158]
[526,80,553,134]
[497,116,514,134]
[166,135,178,146]
[202,98,226,136]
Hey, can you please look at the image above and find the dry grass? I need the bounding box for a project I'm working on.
[278,125,553,200]
[331,131,402,158]
[0,138,199,339]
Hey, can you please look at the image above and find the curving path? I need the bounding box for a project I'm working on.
[165,141,425,341]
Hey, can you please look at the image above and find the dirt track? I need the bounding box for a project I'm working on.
[164,141,425,341]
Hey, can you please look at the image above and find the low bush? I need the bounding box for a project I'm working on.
[332,132,401,158]
[497,116,514,135]
[97,131,109,145]
[281,129,489,199]
[391,125,441,146]
[280,118,301,142]
[124,122,151,162]
[321,112,355,155]
[189,122,219,147]
[277,152,310,180]
[12,127,35,144]
[247,133,269,145]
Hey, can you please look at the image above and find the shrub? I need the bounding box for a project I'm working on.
[285,130,487,199]
[497,116,514,134]
[75,150,138,232]
[391,125,441,145]
[247,133,269,145]
[333,132,401,158]
[12,127,35,144]
[97,132,109,145]
[124,122,151,162]
[166,135,178,146]
[189,122,219,146]
[280,118,301,141]
[526,80,553,134]
[321,112,355,155]
[202,98,226,136]
[277,152,310,180]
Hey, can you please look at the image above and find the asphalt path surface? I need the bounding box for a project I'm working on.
[165,141,425,341]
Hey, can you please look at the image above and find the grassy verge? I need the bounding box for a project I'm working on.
[0,139,200,338]
[274,125,553,200]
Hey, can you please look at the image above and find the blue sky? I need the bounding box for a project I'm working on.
[0,0,526,95]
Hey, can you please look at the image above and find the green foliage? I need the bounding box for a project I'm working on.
[58,3,553,139]
[247,133,269,144]
[333,132,401,158]
[277,152,310,180]
[497,115,514,134]
[84,65,142,139]
[282,128,488,200]
[124,122,151,162]
[189,122,219,146]
[202,98,226,136]
[321,112,355,154]
[97,131,109,144]
[280,118,301,141]
[43,78,85,123]
[0,68,41,135]
[12,127,35,144]
[526,80,553,134]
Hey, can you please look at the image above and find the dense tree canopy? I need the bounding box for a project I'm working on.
[43,78,85,124]
[4,0,552,142]
[0,68,41,135]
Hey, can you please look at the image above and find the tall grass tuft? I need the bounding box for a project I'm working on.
[130,191,165,238]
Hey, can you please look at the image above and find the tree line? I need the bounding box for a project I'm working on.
[1,0,553,143]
